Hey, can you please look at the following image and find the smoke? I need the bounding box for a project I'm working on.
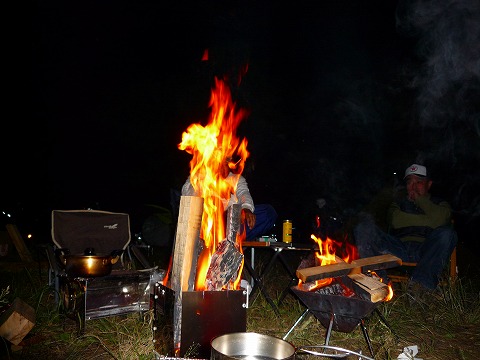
[395,0,480,218]
[397,0,480,127]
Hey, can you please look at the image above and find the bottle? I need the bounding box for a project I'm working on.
[283,220,292,243]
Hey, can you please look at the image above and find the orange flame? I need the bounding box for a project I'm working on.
[178,77,250,290]
[300,234,341,290]
[369,271,394,302]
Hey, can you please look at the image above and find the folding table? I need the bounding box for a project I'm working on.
[241,241,318,315]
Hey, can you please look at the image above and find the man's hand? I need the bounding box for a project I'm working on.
[242,209,256,230]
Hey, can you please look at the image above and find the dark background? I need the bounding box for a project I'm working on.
[5,1,479,256]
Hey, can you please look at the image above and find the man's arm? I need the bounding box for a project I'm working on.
[388,196,451,230]
[235,176,256,229]
[235,176,255,213]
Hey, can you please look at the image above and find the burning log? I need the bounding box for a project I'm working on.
[296,254,401,283]
[350,255,402,273]
[206,240,243,291]
[348,273,389,303]
[225,204,242,243]
[171,195,204,355]
[205,204,244,291]
[172,196,204,292]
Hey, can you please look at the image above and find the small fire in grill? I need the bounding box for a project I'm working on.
[296,226,395,303]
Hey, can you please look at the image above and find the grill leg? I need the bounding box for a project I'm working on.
[283,308,309,340]
[360,319,375,358]
[325,313,334,345]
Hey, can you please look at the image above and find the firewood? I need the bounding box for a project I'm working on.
[348,273,389,303]
[350,254,402,273]
[296,262,353,282]
[206,240,243,291]
[0,298,36,345]
[296,254,401,283]
[171,195,204,356]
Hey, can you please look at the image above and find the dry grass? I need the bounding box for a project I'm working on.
[1,257,479,360]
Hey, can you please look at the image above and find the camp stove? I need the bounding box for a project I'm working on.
[50,209,161,334]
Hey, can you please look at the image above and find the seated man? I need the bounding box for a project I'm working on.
[181,156,277,241]
[354,163,457,293]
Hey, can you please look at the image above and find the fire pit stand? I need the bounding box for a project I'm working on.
[285,283,397,358]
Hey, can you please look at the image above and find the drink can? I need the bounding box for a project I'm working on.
[283,220,292,243]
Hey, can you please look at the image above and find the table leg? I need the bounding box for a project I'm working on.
[242,258,280,316]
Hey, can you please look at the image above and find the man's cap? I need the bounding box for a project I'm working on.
[404,164,427,179]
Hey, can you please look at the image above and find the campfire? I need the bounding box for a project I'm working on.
[177,76,250,291]
[295,232,394,302]
[157,77,251,358]
[287,229,399,348]
[159,77,401,357]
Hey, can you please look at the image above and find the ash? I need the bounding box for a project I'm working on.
[314,282,356,297]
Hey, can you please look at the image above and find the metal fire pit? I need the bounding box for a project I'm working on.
[287,276,394,358]
[154,283,247,359]
[291,285,378,333]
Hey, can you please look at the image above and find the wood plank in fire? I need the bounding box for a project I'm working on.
[348,273,389,303]
[295,254,402,283]
[350,254,402,273]
[296,262,353,282]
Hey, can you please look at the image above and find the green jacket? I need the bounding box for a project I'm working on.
[387,194,452,242]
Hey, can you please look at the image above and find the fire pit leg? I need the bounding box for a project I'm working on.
[325,313,335,346]
[360,319,375,358]
[283,308,310,340]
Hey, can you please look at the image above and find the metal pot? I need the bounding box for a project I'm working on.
[210,332,375,360]
[211,332,295,360]
[59,248,122,277]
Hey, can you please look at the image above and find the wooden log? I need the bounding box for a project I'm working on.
[172,196,204,292]
[206,240,243,291]
[350,254,402,273]
[171,195,204,356]
[206,204,243,291]
[225,204,241,243]
[348,273,389,303]
[296,262,353,282]
[296,254,402,283]
[0,298,36,345]
[5,224,33,263]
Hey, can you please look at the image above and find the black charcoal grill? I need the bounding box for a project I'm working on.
[287,275,395,358]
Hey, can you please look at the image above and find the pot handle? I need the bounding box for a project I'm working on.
[109,249,124,264]
[296,345,374,360]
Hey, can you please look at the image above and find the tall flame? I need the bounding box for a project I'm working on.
[178,77,250,290]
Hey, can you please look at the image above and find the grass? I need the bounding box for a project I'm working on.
[1,253,479,360]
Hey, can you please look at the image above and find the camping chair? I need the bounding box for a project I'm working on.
[49,209,164,334]
[388,246,457,284]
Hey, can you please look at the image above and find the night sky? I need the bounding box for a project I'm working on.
[11,0,480,243]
